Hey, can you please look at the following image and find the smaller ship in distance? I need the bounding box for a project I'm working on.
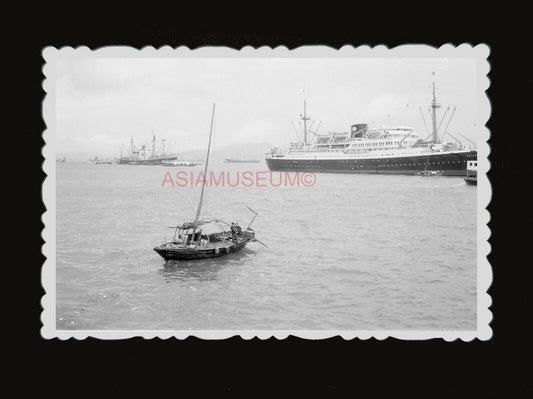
[119,133,178,165]
[464,160,477,185]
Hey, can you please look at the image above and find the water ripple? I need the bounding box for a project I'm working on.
[56,163,477,331]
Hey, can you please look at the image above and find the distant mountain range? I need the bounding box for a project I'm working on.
[57,141,275,163]
[180,142,274,162]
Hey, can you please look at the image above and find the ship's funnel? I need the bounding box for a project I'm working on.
[351,123,368,138]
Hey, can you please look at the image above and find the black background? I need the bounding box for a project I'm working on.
[12,14,532,396]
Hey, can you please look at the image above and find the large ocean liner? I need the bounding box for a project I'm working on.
[265,77,477,176]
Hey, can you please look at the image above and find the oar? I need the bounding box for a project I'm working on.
[215,219,231,227]
[246,206,259,229]
[253,237,268,247]
[246,205,258,215]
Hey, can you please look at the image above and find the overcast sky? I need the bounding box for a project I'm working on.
[55,56,478,157]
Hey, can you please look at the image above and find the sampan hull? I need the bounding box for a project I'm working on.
[154,239,250,261]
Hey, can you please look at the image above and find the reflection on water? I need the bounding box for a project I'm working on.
[158,248,256,283]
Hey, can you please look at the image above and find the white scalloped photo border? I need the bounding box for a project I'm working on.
[41,43,492,340]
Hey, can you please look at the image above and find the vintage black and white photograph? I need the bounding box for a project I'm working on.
[41,44,491,339]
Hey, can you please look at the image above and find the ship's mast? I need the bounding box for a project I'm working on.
[431,72,440,143]
[192,103,216,242]
[152,131,156,156]
[303,100,307,145]
[301,99,311,145]
[130,136,134,156]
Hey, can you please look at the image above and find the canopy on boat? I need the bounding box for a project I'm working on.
[199,221,229,235]
[179,220,229,235]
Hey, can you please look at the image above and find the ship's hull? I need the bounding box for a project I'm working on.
[154,238,250,261]
[266,150,477,176]
[118,156,178,165]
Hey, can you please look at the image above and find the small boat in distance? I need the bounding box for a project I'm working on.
[464,160,477,185]
[416,156,443,176]
[416,170,442,176]
[161,160,198,167]
[154,104,265,261]
[93,156,113,164]
[224,158,260,163]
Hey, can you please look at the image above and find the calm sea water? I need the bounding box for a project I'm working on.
[56,162,477,331]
